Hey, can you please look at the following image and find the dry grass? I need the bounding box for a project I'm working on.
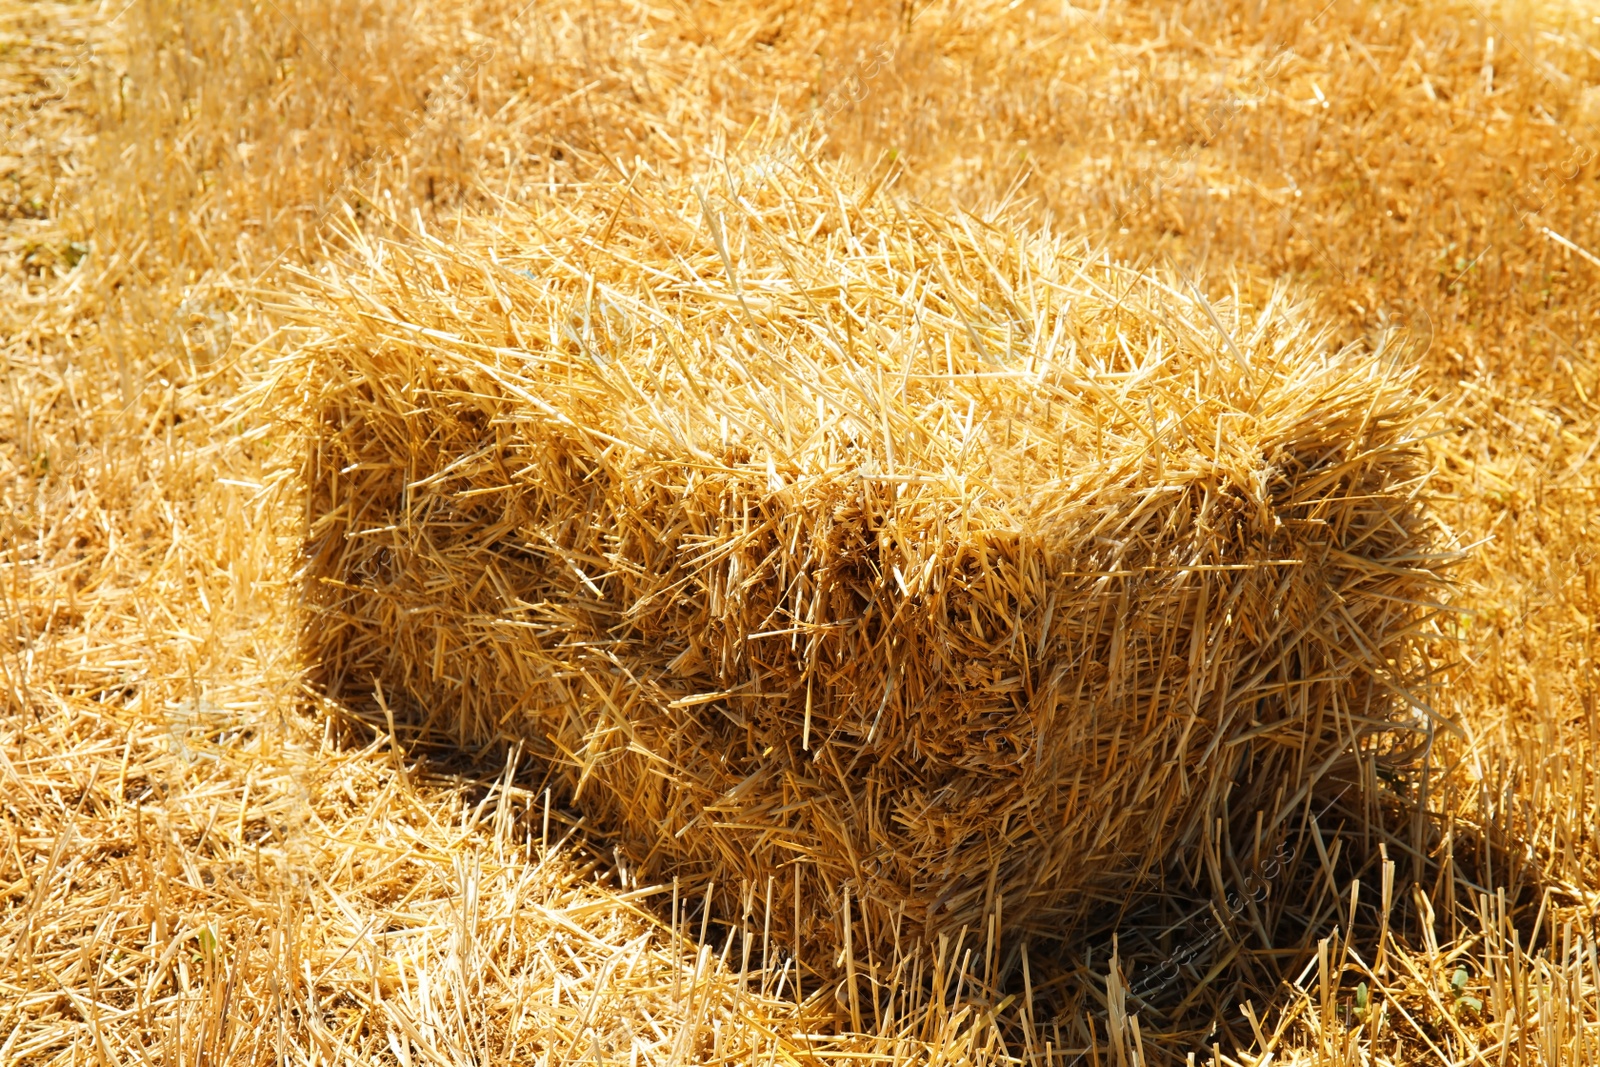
[0,0,1596,1064]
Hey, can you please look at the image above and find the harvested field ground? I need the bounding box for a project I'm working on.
[0,0,1597,1065]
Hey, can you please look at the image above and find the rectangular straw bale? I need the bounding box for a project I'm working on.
[277,158,1449,972]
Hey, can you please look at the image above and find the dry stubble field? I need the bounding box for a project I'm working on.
[1,0,1598,1063]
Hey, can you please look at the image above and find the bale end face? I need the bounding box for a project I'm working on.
[285,160,1450,975]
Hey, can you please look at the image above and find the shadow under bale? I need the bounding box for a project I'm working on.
[275,156,1455,1005]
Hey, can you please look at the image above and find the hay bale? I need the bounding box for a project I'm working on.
[280,159,1446,973]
